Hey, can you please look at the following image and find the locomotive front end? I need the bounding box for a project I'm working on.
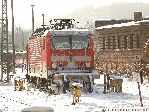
[50,30,93,71]
[47,29,99,92]
[26,19,100,93]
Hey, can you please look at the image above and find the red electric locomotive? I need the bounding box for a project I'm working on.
[26,19,100,93]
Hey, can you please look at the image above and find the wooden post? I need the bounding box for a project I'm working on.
[107,74,110,90]
[103,64,108,93]
[103,73,106,94]
[137,82,143,107]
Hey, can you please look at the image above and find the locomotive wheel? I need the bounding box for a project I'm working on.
[39,87,43,92]
[89,82,92,93]
[25,74,30,82]
[36,77,40,89]
[33,76,37,85]
[30,76,33,83]
[63,81,67,94]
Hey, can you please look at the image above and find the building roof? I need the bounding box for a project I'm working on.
[95,20,149,30]
[95,19,132,22]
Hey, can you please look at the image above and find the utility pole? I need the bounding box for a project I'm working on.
[11,0,16,74]
[1,0,9,82]
[42,14,45,28]
[31,5,35,33]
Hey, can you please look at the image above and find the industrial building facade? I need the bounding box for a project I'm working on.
[95,12,149,76]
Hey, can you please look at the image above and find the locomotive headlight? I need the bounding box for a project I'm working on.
[85,62,90,67]
[52,62,57,68]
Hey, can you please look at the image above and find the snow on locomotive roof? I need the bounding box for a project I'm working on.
[95,20,149,30]
[42,28,92,36]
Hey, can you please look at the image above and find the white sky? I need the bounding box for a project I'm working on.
[0,0,149,30]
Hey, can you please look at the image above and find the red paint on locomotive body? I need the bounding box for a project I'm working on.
[46,30,94,71]
[26,28,98,80]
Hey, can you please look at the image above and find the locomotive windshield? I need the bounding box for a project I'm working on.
[52,36,89,50]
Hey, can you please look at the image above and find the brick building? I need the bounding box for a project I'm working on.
[95,12,149,76]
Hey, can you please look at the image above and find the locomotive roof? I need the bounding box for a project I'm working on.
[30,28,93,39]
[43,28,92,36]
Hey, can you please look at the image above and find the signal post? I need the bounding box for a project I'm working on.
[132,72,143,107]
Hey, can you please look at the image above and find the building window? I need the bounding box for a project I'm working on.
[136,34,141,48]
[113,36,116,49]
[124,35,127,49]
[103,37,105,50]
[108,36,111,50]
[118,36,121,49]
[130,34,133,49]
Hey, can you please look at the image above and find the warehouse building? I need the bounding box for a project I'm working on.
[95,11,149,77]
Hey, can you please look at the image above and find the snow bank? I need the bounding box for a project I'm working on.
[0,68,149,112]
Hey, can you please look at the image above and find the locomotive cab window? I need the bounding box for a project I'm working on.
[52,36,70,49]
[72,36,89,49]
[51,36,89,50]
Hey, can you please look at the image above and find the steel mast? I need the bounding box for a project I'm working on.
[1,0,9,82]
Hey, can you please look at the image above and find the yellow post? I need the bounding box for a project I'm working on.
[18,80,23,90]
[76,88,81,102]
[115,84,120,92]
[18,79,25,91]
[115,79,123,93]
[110,79,116,92]
[71,83,82,105]
[76,89,81,97]
[14,80,18,90]
[72,86,77,105]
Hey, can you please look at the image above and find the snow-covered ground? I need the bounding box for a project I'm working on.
[0,68,149,112]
